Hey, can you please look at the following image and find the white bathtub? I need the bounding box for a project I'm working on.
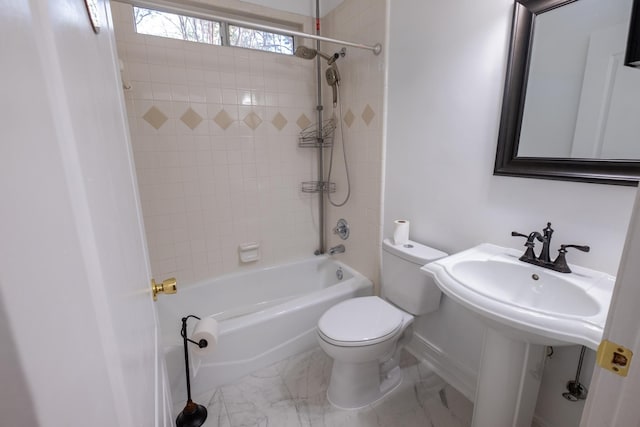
[156,255,373,402]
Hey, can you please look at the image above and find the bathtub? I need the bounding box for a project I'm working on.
[156,255,373,402]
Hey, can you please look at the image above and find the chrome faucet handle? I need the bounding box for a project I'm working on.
[552,244,591,273]
[333,219,350,240]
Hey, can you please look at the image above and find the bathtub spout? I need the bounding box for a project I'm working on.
[328,244,345,255]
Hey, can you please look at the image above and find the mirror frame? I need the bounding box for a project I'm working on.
[494,0,640,186]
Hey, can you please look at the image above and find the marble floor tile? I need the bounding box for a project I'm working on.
[441,385,474,426]
[180,347,472,427]
[203,390,231,427]
[278,347,333,401]
[220,365,302,427]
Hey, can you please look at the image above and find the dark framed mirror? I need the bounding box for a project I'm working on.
[494,0,640,186]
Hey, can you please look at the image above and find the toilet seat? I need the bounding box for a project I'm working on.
[318,296,405,347]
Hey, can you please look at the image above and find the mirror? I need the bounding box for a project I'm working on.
[494,0,640,186]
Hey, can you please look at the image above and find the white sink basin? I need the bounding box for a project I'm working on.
[451,260,601,317]
[421,243,615,349]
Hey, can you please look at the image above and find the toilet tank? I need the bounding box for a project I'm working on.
[382,238,448,315]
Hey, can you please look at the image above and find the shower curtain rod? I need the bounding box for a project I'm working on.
[122,0,382,55]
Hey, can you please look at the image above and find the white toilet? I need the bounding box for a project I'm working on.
[317,238,447,409]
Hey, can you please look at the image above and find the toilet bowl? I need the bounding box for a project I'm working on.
[317,296,414,409]
[317,239,448,409]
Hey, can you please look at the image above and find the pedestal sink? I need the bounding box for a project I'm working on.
[421,243,615,427]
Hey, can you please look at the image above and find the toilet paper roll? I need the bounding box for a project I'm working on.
[393,220,410,245]
[191,317,218,355]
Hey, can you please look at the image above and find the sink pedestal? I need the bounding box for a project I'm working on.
[472,328,546,427]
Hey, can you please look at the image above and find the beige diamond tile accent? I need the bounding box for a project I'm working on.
[361,104,375,126]
[142,106,168,130]
[296,113,312,130]
[180,107,203,130]
[271,112,288,131]
[343,109,355,128]
[243,111,263,130]
[213,109,234,130]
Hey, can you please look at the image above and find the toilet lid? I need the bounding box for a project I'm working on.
[318,296,404,345]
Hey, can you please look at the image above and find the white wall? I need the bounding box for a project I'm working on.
[241,0,343,17]
[0,295,38,426]
[386,1,637,426]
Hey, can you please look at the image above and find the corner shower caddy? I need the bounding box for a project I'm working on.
[300,119,337,194]
[298,118,335,148]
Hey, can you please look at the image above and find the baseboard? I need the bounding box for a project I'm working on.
[406,332,477,403]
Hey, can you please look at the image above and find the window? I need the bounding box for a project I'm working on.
[134,7,221,45]
[229,25,293,55]
[133,6,294,55]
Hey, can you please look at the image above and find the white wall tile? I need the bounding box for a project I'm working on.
[321,0,386,290]
[111,0,320,285]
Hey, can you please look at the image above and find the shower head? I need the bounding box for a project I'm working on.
[294,46,340,64]
[326,64,341,107]
[294,45,319,60]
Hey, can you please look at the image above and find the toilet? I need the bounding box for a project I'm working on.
[317,238,448,409]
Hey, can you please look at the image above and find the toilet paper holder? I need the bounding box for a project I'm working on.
[176,315,209,427]
[181,315,209,349]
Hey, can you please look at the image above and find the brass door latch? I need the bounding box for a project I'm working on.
[151,277,177,301]
[596,339,633,377]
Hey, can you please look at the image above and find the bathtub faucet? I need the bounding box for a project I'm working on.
[328,244,345,255]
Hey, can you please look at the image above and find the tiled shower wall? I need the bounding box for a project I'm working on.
[111,2,321,284]
[111,0,386,287]
[322,0,386,290]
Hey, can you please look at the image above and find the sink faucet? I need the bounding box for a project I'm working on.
[538,222,554,264]
[328,244,345,255]
[512,222,589,273]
